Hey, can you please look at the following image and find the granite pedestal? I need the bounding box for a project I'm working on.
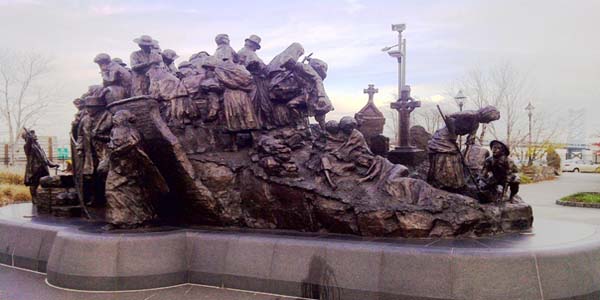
[1,203,600,300]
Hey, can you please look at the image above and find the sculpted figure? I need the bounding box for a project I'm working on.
[212,58,260,151]
[190,51,210,70]
[130,35,164,96]
[111,57,130,71]
[247,60,274,129]
[94,53,132,103]
[427,106,500,191]
[105,110,168,229]
[479,140,520,203]
[463,137,490,175]
[237,35,265,68]
[213,34,238,63]
[76,95,113,205]
[147,64,196,127]
[266,43,333,129]
[285,57,332,129]
[161,49,179,75]
[179,61,203,99]
[22,128,58,200]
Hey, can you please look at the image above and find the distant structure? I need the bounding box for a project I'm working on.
[355,84,389,156]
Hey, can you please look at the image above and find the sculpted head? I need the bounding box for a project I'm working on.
[339,116,358,135]
[477,106,500,124]
[215,34,230,46]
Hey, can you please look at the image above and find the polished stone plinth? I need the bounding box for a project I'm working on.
[1,203,600,300]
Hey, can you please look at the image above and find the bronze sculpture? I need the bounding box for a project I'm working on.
[22,128,58,201]
[130,35,164,96]
[105,110,168,229]
[479,140,520,203]
[94,53,132,103]
[427,106,500,191]
[25,34,532,237]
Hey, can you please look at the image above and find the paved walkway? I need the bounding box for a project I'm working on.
[522,172,600,225]
[0,265,290,300]
[1,172,599,299]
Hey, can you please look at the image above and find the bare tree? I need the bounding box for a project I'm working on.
[413,104,443,134]
[0,50,54,163]
[453,62,532,148]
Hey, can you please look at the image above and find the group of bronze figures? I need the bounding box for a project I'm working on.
[65,34,333,228]
[22,34,521,231]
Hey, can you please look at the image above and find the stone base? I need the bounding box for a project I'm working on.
[1,203,600,299]
[387,146,426,167]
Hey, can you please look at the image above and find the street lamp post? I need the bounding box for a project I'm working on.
[382,24,406,97]
[454,90,467,150]
[525,102,535,165]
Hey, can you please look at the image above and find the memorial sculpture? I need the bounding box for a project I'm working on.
[479,140,520,203]
[104,110,169,229]
[21,128,59,201]
[24,34,532,236]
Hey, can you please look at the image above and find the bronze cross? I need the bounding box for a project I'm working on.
[363,84,379,104]
[390,86,421,148]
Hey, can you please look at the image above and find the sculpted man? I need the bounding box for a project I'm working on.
[161,49,179,75]
[22,128,58,200]
[213,34,238,62]
[94,53,132,103]
[237,34,265,68]
[130,35,164,96]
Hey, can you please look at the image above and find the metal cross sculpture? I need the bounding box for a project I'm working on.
[364,84,379,104]
[390,85,420,148]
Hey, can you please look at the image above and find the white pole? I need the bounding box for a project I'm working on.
[397,31,403,97]
[401,38,406,89]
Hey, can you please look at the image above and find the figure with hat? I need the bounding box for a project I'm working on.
[213,34,238,63]
[161,49,179,76]
[111,57,129,69]
[427,106,500,192]
[75,94,113,206]
[478,140,520,203]
[281,55,333,129]
[21,128,59,202]
[130,35,164,96]
[238,34,265,68]
[94,53,132,104]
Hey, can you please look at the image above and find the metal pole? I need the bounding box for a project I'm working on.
[397,31,403,97]
[528,111,532,164]
[458,103,463,151]
[401,38,406,89]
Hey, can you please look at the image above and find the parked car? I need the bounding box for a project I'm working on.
[562,159,600,173]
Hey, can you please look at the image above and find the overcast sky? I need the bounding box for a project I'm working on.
[1,0,599,145]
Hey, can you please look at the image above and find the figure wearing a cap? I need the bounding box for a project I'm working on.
[161,49,179,75]
[94,53,132,103]
[427,106,500,191]
[237,34,264,68]
[213,34,238,63]
[282,55,333,129]
[76,95,113,205]
[130,35,164,96]
[479,140,520,202]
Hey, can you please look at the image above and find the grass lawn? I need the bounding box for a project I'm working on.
[561,192,600,204]
[0,171,31,206]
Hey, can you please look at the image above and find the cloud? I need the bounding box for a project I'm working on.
[343,0,365,14]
